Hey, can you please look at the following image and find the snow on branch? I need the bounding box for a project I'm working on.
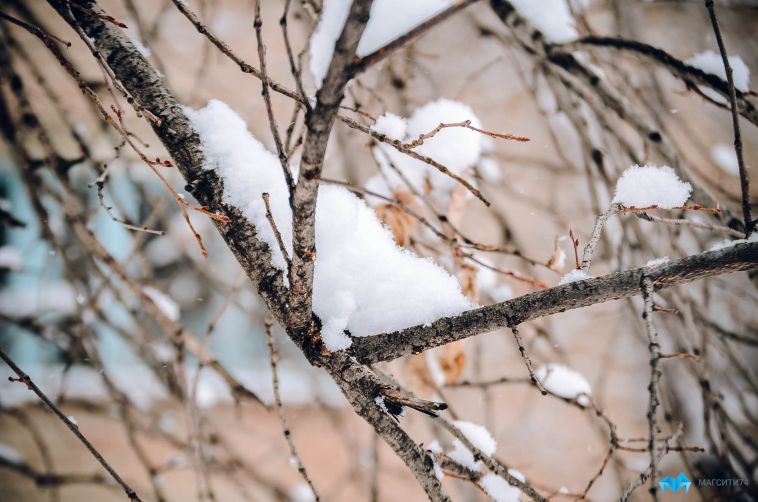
[309,0,455,87]
[187,100,472,352]
[612,164,692,209]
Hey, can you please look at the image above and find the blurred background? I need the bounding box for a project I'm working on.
[0,0,756,500]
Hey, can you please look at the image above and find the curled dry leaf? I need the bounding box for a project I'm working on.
[402,340,468,399]
[546,236,567,272]
[374,191,419,247]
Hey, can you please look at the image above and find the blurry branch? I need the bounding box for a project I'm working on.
[0,347,143,501]
[435,417,547,502]
[46,0,291,321]
[0,455,112,489]
[41,2,450,500]
[704,0,753,236]
[558,36,758,128]
[348,241,758,364]
[264,316,320,501]
[620,425,684,502]
[169,0,490,205]
[353,0,481,72]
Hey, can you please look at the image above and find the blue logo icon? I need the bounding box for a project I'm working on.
[659,472,691,493]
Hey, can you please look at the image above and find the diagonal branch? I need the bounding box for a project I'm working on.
[46,0,290,323]
[347,242,758,364]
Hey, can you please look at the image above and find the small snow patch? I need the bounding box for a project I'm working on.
[535,364,592,406]
[480,470,526,502]
[454,420,496,456]
[612,164,691,209]
[559,269,591,285]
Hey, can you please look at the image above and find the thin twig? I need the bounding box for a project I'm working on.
[0,347,143,501]
[704,0,752,237]
[264,316,321,501]
[254,0,295,195]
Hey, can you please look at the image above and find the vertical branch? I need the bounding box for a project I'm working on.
[264,316,321,501]
[509,326,547,394]
[704,0,752,237]
[581,204,620,273]
[289,0,374,335]
[253,0,295,194]
[641,276,661,501]
[0,347,143,502]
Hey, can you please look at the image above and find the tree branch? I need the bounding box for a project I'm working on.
[288,0,374,334]
[348,242,758,364]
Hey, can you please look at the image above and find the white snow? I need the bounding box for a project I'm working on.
[143,286,180,322]
[368,100,484,205]
[448,438,480,471]
[185,100,293,273]
[559,268,591,285]
[686,50,750,103]
[126,29,151,58]
[187,100,472,352]
[433,462,445,480]
[510,0,579,43]
[309,0,453,87]
[427,439,443,454]
[425,350,447,387]
[0,444,23,465]
[0,246,22,271]
[289,483,316,502]
[371,112,407,141]
[612,164,692,209]
[645,256,670,267]
[535,364,592,406]
[711,144,739,175]
[480,470,526,502]
[0,281,77,317]
[477,158,502,183]
[708,233,758,252]
[454,420,497,456]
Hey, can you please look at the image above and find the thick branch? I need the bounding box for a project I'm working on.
[348,242,758,364]
[289,0,373,332]
[48,0,290,322]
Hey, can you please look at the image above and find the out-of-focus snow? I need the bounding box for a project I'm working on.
[710,144,739,175]
[535,363,592,406]
[510,0,581,43]
[686,50,750,103]
[367,100,484,207]
[480,469,526,502]
[309,0,453,87]
[143,286,180,322]
[0,246,22,271]
[454,420,497,456]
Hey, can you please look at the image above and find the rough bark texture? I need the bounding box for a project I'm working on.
[347,241,758,364]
